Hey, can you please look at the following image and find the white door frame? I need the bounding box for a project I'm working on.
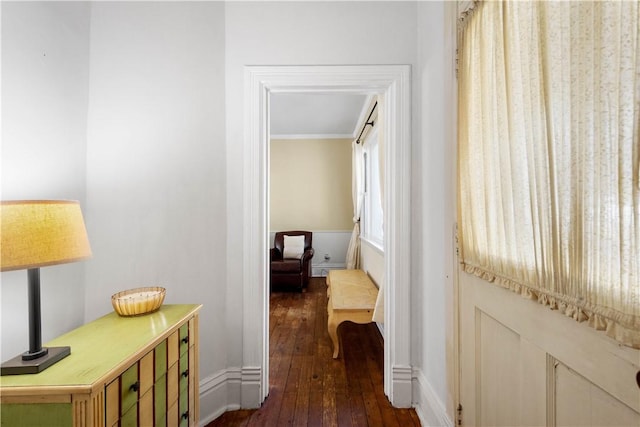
[242,65,412,408]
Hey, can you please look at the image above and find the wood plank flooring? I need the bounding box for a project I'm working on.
[205,277,421,427]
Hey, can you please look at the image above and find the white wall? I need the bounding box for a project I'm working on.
[83,1,227,389]
[412,2,457,425]
[360,239,384,289]
[224,3,419,416]
[1,3,458,425]
[1,2,91,360]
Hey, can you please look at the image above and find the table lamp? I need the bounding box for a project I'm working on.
[1,200,92,375]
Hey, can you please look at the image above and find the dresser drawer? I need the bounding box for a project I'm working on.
[120,362,139,415]
[120,402,138,427]
[167,360,179,408]
[139,386,154,427]
[179,352,189,392]
[106,378,120,427]
[179,351,189,424]
[104,322,193,427]
[167,400,179,427]
[140,350,155,395]
[155,374,168,427]
[168,330,179,368]
[179,388,189,427]
[179,323,190,356]
[155,339,168,381]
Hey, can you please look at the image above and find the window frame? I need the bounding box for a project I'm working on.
[360,125,384,252]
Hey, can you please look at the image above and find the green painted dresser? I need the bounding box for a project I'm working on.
[0,304,201,427]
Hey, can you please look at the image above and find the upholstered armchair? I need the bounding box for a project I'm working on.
[270,231,314,292]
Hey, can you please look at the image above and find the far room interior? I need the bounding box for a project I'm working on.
[268,92,384,284]
[267,90,386,334]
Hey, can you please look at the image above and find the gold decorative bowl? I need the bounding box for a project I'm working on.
[111,286,166,317]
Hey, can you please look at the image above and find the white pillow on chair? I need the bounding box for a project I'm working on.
[283,235,305,259]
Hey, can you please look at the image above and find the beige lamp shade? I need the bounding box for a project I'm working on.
[1,200,92,272]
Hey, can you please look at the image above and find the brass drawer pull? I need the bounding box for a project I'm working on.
[129,381,139,392]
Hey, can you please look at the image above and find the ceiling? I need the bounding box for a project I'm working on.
[270,93,370,139]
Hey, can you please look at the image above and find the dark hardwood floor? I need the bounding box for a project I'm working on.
[205,277,421,427]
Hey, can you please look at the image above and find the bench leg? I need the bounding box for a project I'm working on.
[327,311,340,359]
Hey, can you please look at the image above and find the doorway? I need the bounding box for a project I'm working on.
[242,65,412,408]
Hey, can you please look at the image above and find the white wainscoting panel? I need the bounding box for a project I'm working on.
[554,360,640,426]
[460,270,640,427]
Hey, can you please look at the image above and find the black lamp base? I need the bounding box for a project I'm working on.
[0,346,70,376]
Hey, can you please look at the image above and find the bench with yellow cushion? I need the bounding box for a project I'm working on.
[326,269,379,359]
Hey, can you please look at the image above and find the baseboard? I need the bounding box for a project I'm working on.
[198,366,265,425]
[198,368,241,426]
[311,262,346,277]
[200,366,453,426]
[391,365,413,407]
[240,366,263,408]
[412,368,453,427]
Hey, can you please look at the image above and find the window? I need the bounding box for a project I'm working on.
[361,126,383,249]
[458,1,639,348]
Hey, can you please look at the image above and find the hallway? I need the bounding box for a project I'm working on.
[206,277,420,426]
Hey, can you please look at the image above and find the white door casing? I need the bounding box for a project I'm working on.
[242,65,412,408]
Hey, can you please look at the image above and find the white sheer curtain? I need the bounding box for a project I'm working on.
[458,1,640,347]
[346,139,364,270]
